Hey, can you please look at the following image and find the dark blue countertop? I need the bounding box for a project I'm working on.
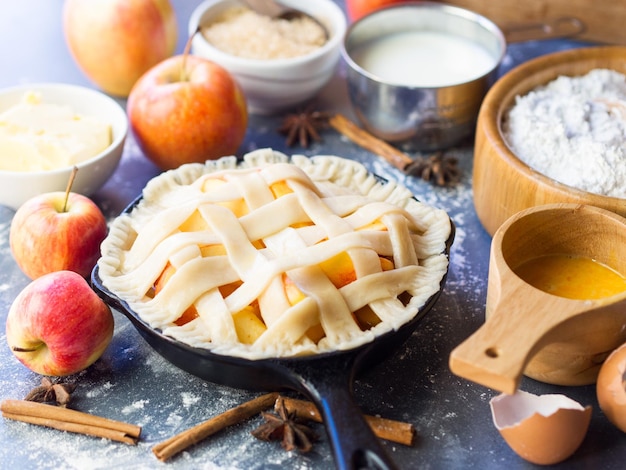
[0,1,622,469]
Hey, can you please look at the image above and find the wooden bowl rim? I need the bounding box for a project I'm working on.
[479,45,626,205]
[495,202,626,236]
[491,203,626,309]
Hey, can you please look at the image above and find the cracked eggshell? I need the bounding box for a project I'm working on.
[596,342,626,432]
[490,390,592,465]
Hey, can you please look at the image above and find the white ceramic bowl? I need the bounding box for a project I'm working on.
[189,0,347,115]
[0,83,127,210]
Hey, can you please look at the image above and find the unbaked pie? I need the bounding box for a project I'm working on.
[98,149,452,359]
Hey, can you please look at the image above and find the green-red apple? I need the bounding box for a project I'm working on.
[127,54,248,170]
[6,270,114,377]
[10,191,108,280]
[63,0,178,97]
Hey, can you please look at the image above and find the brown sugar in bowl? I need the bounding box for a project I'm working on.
[473,46,626,236]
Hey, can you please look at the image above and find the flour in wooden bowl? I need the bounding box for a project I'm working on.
[502,69,626,198]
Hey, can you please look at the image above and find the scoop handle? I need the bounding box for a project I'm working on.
[283,353,398,470]
[448,281,589,395]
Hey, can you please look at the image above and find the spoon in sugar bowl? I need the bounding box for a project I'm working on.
[240,0,329,39]
[449,203,626,394]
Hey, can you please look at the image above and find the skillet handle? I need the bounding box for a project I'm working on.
[292,354,399,470]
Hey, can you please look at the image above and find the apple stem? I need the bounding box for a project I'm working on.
[12,346,39,353]
[180,27,199,83]
[63,166,78,213]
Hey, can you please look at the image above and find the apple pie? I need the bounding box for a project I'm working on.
[98,149,452,359]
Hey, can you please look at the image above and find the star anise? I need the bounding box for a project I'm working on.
[278,108,330,148]
[24,377,77,407]
[406,151,461,186]
[251,396,318,453]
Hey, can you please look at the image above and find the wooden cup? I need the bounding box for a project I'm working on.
[450,203,626,394]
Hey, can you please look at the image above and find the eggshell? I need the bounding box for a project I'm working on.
[596,342,626,432]
[490,390,592,465]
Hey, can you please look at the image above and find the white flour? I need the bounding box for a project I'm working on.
[503,68,626,198]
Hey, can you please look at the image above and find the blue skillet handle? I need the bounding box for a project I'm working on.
[284,353,399,470]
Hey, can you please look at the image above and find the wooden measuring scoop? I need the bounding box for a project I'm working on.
[450,203,626,394]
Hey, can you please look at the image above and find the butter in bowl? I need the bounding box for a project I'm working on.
[0,83,127,210]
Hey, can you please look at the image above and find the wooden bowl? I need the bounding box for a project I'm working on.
[450,204,626,393]
[473,46,626,236]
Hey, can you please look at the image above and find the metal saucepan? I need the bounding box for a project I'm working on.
[342,1,585,152]
[91,194,454,470]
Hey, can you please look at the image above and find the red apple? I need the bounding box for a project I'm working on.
[127,53,248,170]
[10,191,108,280]
[63,0,178,97]
[346,0,409,21]
[6,270,114,376]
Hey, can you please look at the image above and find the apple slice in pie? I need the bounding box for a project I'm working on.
[98,149,452,359]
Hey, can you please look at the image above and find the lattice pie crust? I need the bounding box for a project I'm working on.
[98,149,452,359]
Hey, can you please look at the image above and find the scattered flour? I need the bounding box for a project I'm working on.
[85,381,115,398]
[503,68,626,197]
[181,391,201,408]
[121,399,149,414]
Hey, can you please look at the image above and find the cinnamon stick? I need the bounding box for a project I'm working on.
[153,391,416,461]
[152,392,279,462]
[279,396,416,446]
[329,114,413,171]
[1,399,141,445]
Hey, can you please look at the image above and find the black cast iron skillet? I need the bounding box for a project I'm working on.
[91,195,454,470]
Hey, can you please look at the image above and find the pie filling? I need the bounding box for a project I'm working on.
[98,149,452,359]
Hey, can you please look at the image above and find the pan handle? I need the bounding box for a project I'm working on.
[285,354,399,470]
